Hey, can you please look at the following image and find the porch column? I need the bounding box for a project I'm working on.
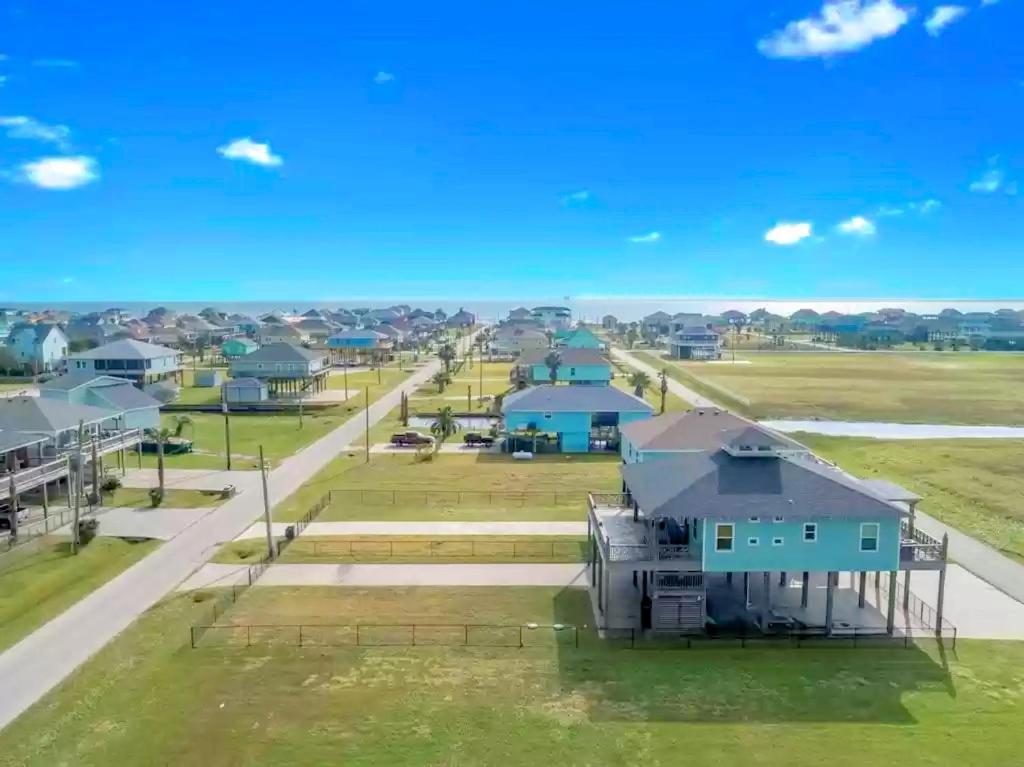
[800,572,809,608]
[726,571,733,586]
[743,572,750,608]
[824,572,836,636]
[858,571,867,608]
[41,480,49,516]
[935,534,949,636]
[65,470,72,508]
[885,570,898,635]
[903,570,911,611]
[779,571,786,586]
[762,572,771,628]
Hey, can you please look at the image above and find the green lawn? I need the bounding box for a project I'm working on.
[634,349,1024,424]
[0,537,158,653]
[3,585,1023,766]
[273,453,622,522]
[798,435,1024,563]
[610,371,690,412]
[102,486,224,509]
[214,535,586,564]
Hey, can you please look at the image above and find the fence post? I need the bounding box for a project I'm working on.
[465,624,469,646]
[247,625,252,647]
[356,624,361,646]
[575,626,579,649]
[519,626,523,648]
[190,625,196,649]
[298,625,303,647]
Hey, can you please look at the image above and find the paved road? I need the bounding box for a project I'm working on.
[762,420,1024,439]
[233,520,588,539]
[611,348,718,408]
[0,338,468,732]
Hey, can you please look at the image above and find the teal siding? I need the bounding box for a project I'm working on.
[529,362,610,384]
[700,517,901,573]
[505,408,651,453]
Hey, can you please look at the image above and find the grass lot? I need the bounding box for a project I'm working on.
[799,435,1024,563]
[215,536,587,564]
[4,585,1023,766]
[610,371,690,412]
[0,537,158,653]
[634,349,1024,424]
[409,361,513,414]
[101,486,224,508]
[273,453,622,522]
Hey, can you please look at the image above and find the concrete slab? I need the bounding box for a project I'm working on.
[177,563,251,591]
[256,562,589,587]
[61,506,213,541]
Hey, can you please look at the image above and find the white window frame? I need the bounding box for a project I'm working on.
[773,515,785,523]
[803,523,818,543]
[747,536,759,547]
[748,516,759,523]
[772,536,784,547]
[860,522,880,552]
[715,523,734,553]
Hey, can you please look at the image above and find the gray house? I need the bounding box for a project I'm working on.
[228,343,329,397]
[223,377,269,404]
[669,325,722,360]
[69,339,182,386]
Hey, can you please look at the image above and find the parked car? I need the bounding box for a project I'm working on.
[463,432,495,446]
[0,502,29,531]
[390,431,435,447]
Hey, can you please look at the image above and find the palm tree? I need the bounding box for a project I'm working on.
[145,426,173,495]
[659,369,668,414]
[625,327,638,349]
[171,414,193,439]
[544,351,562,385]
[430,406,461,451]
[628,371,651,398]
[438,342,456,373]
[431,371,451,392]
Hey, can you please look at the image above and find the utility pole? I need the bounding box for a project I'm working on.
[467,385,471,411]
[71,420,84,554]
[298,393,304,430]
[222,399,232,471]
[364,386,371,463]
[478,339,484,405]
[259,445,274,559]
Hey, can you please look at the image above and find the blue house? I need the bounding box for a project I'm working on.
[513,349,611,386]
[557,326,604,350]
[501,384,653,453]
[587,428,949,637]
[6,323,68,373]
[620,408,805,463]
[326,329,393,361]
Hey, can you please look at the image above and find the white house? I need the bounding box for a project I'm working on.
[5,323,68,373]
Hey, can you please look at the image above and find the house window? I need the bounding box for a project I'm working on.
[747,537,759,547]
[803,523,818,542]
[748,516,759,523]
[772,536,784,546]
[860,523,880,552]
[773,515,784,523]
[715,523,734,552]
[570,367,576,375]
[543,412,552,420]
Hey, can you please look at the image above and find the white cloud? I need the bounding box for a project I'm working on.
[764,222,813,245]
[61,276,74,284]
[837,215,877,236]
[562,189,592,205]
[757,0,911,59]
[0,115,72,149]
[970,168,1004,193]
[373,71,395,84]
[628,232,662,244]
[980,0,999,6]
[19,156,98,189]
[924,5,968,36]
[909,198,942,213]
[876,204,905,217]
[32,58,79,68]
[216,137,283,167]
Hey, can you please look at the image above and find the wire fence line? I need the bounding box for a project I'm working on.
[326,489,585,507]
[875,571,957,646]
[284,538,586,561]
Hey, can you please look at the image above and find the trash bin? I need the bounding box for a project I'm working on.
[285,525,296,541]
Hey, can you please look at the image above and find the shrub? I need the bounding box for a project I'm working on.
[77,518,99,546]
[149,487,164,507]
[101,476,122,492]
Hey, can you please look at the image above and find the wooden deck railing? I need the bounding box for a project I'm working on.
[900,522,944,563]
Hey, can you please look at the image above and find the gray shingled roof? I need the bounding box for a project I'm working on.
[71,338,179,360]
[622,450,907,521]
[239,343,325,363]
[0,397,117,434]
[41,373,133,392]
[0,429,48,454]
[518,348,608,366]
[224,377,266,389]
[619,410,804,452]
[329,329,387,340]
[502,384,652,414]
[88,381,162,412]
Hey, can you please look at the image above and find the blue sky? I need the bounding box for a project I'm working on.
[1,0,1021,302]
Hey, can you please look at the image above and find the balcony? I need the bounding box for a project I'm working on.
[587,493,702,567]
[899,523,946,570]
[0,458,69,499]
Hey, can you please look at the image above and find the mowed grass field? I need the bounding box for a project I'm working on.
[0,537,158,652]
[4,585,1024,766]
[800,435,1024,563]
[273,453,622,522]
[635,350,1024,424]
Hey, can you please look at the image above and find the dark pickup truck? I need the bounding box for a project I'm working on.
[390,431,435,447]
[463,432,495,446]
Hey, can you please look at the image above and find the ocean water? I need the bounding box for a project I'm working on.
[5,297,1024,323]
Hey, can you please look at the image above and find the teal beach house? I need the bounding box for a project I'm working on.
[501,384,652,453]
[512,348,612,386]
